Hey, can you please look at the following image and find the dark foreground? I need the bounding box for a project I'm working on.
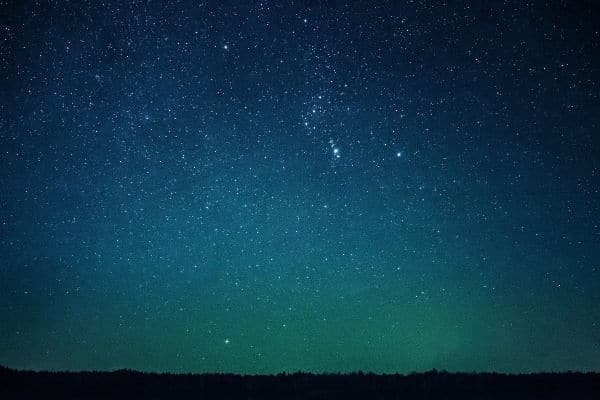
[1,365,599,399]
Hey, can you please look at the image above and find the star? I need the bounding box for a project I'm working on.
[329,139,341,158]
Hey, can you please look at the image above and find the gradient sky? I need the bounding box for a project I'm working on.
[1,0,599,374]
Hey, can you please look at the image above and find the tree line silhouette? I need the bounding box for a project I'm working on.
[1,365,599,399]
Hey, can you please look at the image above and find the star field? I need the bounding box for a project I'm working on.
[1,1,599,374]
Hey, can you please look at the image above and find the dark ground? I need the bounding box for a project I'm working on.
[1,365,599,399]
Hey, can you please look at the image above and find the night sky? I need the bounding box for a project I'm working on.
[1,1,600,374]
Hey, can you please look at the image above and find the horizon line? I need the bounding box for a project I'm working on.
[2,365,599,377]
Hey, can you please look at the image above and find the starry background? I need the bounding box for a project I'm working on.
[1,0,600,374]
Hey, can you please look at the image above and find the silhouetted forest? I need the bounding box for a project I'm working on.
[1,365,599,399]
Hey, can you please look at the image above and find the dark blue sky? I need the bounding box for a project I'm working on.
[1,0,599,373]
